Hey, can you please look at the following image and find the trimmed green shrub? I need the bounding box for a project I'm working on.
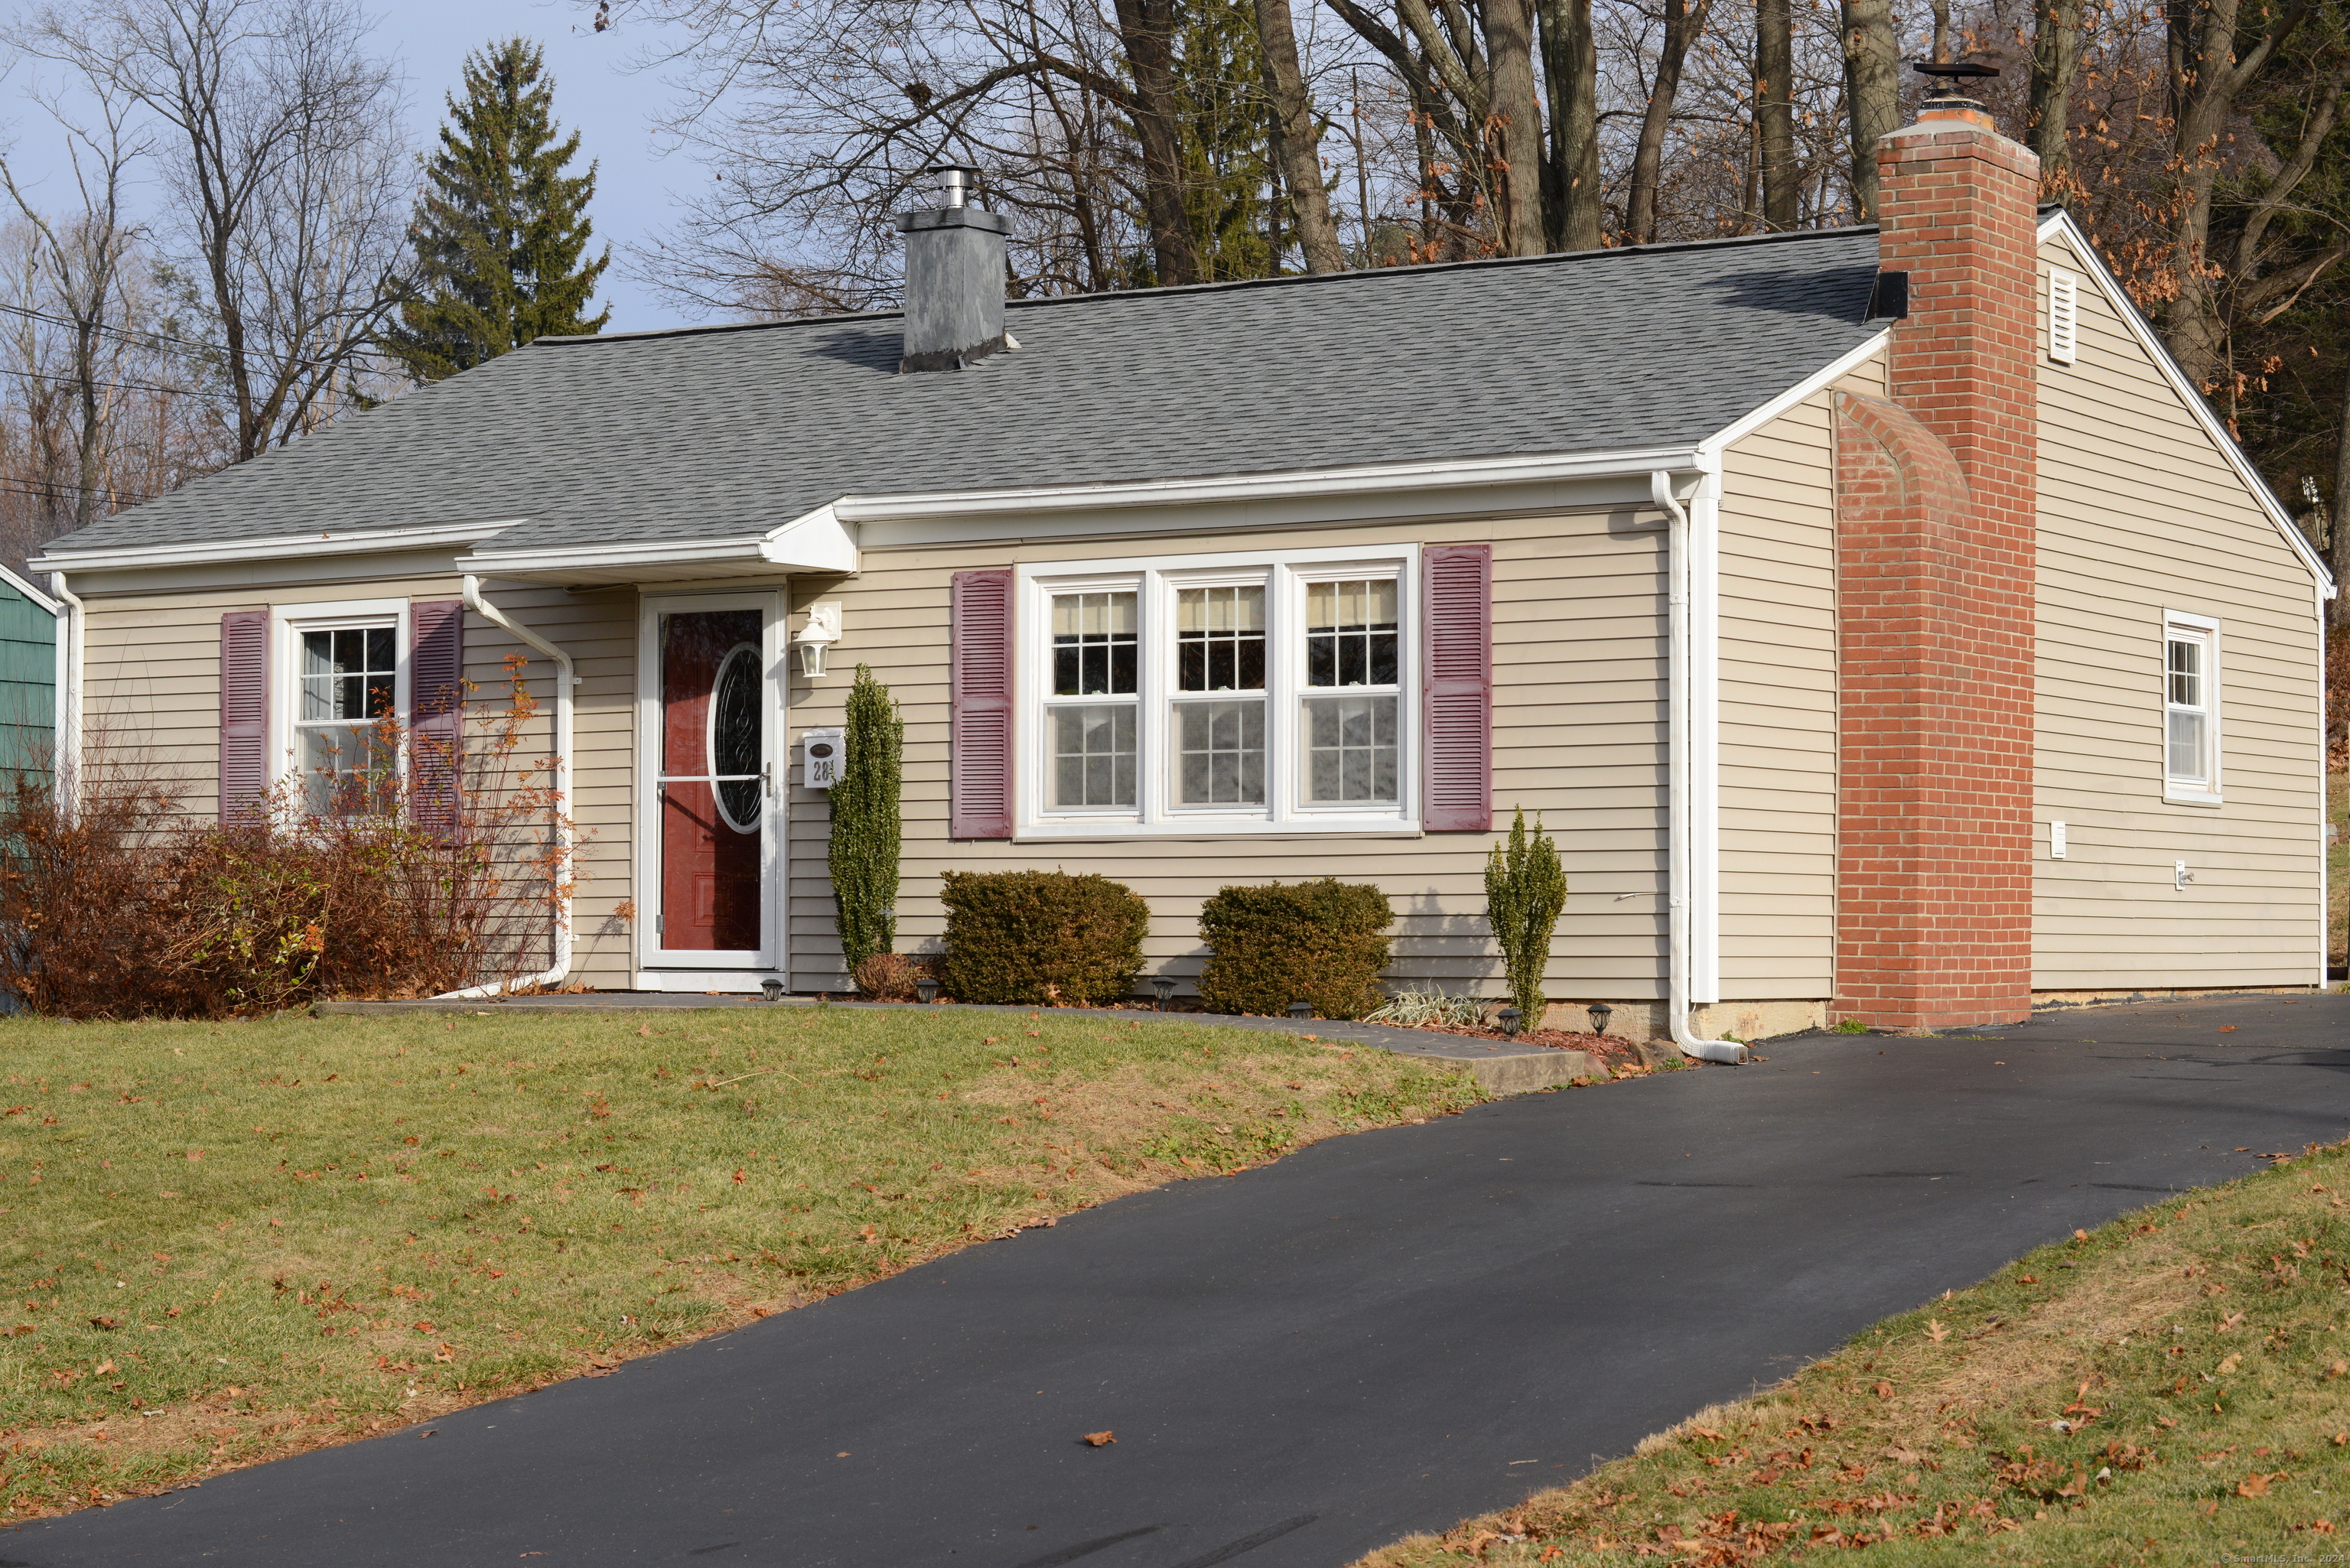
[1485,806,1567,1023]
[1196,880,1393,1020]
[939,870,1150,1006]
[829,664,903,972]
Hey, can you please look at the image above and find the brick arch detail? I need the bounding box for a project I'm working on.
[1832,390,2035,1030]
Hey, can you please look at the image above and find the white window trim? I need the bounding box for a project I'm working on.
[2162,608,2222,806]
[1015,545,1421,840]
[269,597,412,797]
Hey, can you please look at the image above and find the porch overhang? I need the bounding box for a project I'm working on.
[458,505,862,587]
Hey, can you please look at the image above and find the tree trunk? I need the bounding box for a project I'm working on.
[1627,0,1708,244]
[1536,0,1602,250]
[1109,0,1204,285]
[2158,0,2312,389]
[1253,0,1348,272]
[2335,361,2350,627]
[2027,0,2083,184]
[1841,0,1902,221]
[1482,0,1548,255]
[1758,0,1797,229]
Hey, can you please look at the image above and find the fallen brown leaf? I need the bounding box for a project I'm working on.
[1083,1430,1115,1446]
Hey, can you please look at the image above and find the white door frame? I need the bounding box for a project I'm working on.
[635,589,787,982]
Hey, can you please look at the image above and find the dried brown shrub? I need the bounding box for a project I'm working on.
[0,656,577,1017]
[851,951,916,1000]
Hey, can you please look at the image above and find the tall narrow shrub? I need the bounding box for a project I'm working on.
[829,664,903,972]
[1485,807,1567,1022]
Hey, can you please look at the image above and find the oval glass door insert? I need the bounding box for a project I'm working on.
[711,644,763,832]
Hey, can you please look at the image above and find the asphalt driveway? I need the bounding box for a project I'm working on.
[8,991,2346,1568]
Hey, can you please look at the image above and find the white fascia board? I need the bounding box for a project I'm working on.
[31,519,516,575]
[464,509,860,578]
[1697,332,1889,458]
[464,534,771,576]
[0,561,61,616]
[2039,210,2335,597]
[828,447,1707,522]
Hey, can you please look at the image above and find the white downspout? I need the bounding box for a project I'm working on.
[1655,470,1748,1065]
[438,575,573,997]
[47,571,83,816]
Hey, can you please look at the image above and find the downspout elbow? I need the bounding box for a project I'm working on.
[438,575,574,997]
[1653,471,1747,1067]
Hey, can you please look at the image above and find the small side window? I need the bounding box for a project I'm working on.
[2162,613,2221,803]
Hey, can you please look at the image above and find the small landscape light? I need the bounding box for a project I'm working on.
[916,975,940,1004]
[1498,1006,1523,1036]
[1151,977,1177,1010]
[1587,1001,1613,1036]
[1287,1000,1313,1020]
[760,977,783,1003]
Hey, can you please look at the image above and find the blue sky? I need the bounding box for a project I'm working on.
[2,0,702,332]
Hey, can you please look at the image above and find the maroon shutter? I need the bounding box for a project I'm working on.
[1421,544,1492,831]
[950,569,1015,838]
[219,610,270,824]
[409,599,464,833]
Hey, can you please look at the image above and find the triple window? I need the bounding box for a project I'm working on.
[2162,610,2221,803]
[1030,553,1413,828]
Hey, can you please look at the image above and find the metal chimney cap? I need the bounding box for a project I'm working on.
[1912,59,1999,83]
[923,164,984,208]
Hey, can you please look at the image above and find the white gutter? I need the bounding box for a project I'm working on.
[31,519,516,575]
[831,446,1706,521]
[47,571,83,816]
[1654,470,1747,1065]
[437,576,574,998]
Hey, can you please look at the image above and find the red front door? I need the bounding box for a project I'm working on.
[659,610,766,952]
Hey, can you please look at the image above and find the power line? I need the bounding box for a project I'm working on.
[0,475,157,507]
[0,361,236,405]
[0,298,399,377]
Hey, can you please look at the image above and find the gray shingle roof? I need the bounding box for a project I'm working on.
[46,227,1883,558]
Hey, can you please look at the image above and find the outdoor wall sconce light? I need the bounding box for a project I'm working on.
[1151,976,1177,1010]
[795,600,842,678]
[916,975,940,1004]
[1497,1006,1523,1035]
[760,977,784,1003]
[1287,1000,1313,1020]
[1587,1001,1613,1036]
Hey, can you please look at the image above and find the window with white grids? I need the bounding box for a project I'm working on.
[2162,610,2221,805]
[1020,548,1417,835]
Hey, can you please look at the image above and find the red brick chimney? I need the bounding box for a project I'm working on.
[1831,90,2040,1032]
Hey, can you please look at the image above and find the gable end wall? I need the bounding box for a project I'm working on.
[2032,227,2327,991]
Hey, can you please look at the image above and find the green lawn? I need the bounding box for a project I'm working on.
[0,1004,1483,1517]
[1358,1140,2350,1566]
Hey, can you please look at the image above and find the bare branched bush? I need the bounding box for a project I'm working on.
[0,655,576,1017]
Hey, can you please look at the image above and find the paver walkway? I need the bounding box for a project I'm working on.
[9,991,2345,1568]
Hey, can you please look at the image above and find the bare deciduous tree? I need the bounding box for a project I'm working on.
[15,0,411,461]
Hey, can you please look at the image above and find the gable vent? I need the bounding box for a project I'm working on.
[2048,268,2079,365]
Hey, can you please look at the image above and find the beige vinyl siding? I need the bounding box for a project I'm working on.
[1713,385,1844,1000]
[785,509,1672,998]
[76,574,637,989]
[2033,229,2327,990]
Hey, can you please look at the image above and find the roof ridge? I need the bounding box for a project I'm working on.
[531,223,1883,349]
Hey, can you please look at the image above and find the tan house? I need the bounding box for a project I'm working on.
[33,94,2335,1056]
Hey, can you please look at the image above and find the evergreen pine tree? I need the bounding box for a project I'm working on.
[385,38,610,382]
